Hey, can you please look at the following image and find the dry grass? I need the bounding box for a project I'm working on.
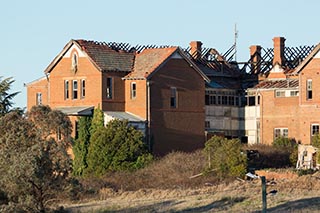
[62,150,320,212]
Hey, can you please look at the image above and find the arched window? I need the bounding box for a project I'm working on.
[71,52,78,72]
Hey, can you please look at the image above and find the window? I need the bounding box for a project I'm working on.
[307,79,312,100]
[274,128,288,139]
[36,92,42,105]
[205,121,210,128]
[170,87,177,108]
[131,82,136,99]
[65,80,69,99]
[72,80,78,99]
[290,90,299,97]
[275,90,285,97]
[311,124,319,136]
[248,96,256,106]
[71,52,78,72]
[106,77,113,99]
[81,79,85,98]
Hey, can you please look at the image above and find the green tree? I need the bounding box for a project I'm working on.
[204,136,247,178]
[86,119,152,176]
[0,109,73,212]
[0,77,20,116]
[73,116,92,176]
[90,106,104,136]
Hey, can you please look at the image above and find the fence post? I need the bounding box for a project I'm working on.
[261,176,267,213]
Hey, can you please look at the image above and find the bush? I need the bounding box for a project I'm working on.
[86,119,153,176]
[273,137,298,167]
[204,136,247,179]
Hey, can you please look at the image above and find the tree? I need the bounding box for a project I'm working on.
[0,76,20,116]
[89,106,104,136]
[28,105,72,148]
[204,136,247,178]
[86,119,152,176]
[0,109,73,212]
[311,134,320,164]
[73,116,92,176]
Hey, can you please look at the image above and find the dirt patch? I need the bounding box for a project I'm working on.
[255,169,298,180]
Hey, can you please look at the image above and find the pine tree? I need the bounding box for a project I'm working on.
[0,77,20,116]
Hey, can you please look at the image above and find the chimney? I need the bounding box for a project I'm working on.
[273,37,286,66]
[250,45,261,74]
[189,41,202,60]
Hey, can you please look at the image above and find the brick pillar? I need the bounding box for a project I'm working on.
[189,41,202,60]
[250,45,262,74]
[273,37,286,66]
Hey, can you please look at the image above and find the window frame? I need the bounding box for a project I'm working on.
[36,92,42,105]
[106,77,113,99]
[65,80,69,100]
[307,79,312,100]
[274,128,288,139]
[81,79,86,98]
[131,82,137,99]
[72,80,78,99]
[170,87,177,108]
[311,124,319,136]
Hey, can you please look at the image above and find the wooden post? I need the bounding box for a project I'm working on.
[261,176,267,213]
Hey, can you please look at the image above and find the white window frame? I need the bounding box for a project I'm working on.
[36,92,42,105]
[81,79,86,98]
[72,80,78,99]
[274,128,288,139]
[311,124,319,136]
[307,79,312,100]
[131,82,136,99]
[106,77,113,99]
[65,80,69,100]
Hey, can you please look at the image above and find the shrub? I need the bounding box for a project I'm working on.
[273,137,298,167]
[204,136,247,179]
[85,119,152,176]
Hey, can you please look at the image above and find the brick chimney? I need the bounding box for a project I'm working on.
[189,41,202,60]
[273,37,286,66]
[250,45,261,74]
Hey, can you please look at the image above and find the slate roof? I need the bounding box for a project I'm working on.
[75,40,135,72]
[253,79,299,89]
[125,47,178,79]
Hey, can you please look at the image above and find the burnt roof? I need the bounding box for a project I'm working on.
[253,79,299,89]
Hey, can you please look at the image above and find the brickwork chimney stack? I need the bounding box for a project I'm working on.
[250,45,262,74]
[190,41,202,60]
[273,37,286,66]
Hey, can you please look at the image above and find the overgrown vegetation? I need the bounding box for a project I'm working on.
[86,119,153,176]
[312,134,320,164]
[204,136,247,179]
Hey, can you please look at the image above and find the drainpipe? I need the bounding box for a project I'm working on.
[146,81,151,151]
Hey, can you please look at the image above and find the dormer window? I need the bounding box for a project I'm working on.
[71,52,78,72]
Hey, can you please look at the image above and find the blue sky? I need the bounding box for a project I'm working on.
[1,0,320,108]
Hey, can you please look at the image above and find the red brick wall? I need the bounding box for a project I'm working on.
[26,78,48,110]
[125,79,147,119]
[149,58,205,156]
[48,52,102,108]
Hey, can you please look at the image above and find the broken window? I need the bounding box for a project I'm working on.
[311,124,319,136]
[274,128,288,139]
[106,77,113,99]
[307,79,312,100]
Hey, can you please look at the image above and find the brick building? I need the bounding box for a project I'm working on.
[26,40,209,156]
[246,37,320,145]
